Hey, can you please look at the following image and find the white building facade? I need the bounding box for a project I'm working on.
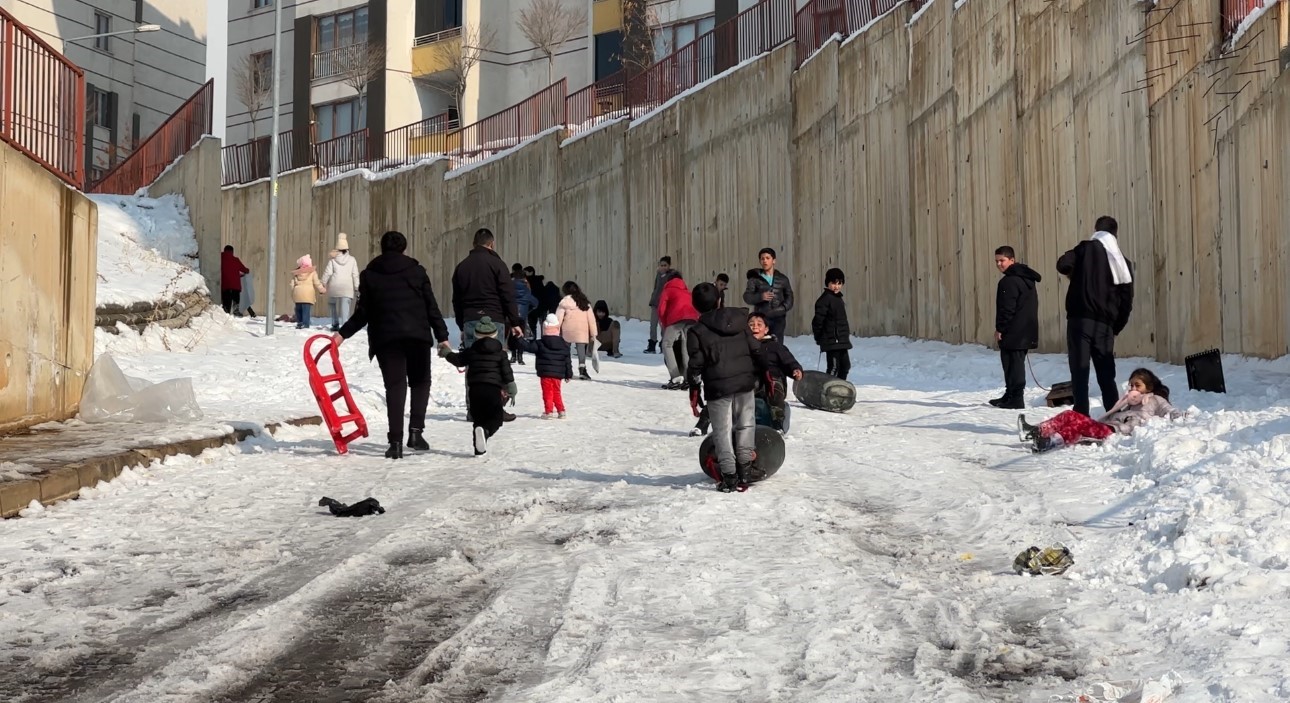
[0,0,208,183]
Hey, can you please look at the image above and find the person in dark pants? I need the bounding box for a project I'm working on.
[220,245,250,314]
[451,227,523,422]
[1057,215,1134,417]
[811,267,852,381]
[743,247,794,341]
[991,246,1041,410]
[333,231,452,460]
[440,317,516,456]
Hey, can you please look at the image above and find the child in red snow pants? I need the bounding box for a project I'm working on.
[1040,410,1115,445]
[540,377,565,414]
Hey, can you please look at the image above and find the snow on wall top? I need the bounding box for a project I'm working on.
[91,194,207,308]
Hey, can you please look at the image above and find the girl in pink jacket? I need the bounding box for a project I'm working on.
[555,281,599,380]
[1019,368,1182,452]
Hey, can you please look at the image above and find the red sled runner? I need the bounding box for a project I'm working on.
[304,334,369,454]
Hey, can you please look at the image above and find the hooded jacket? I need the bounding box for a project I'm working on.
[338,252,451,357]
[742,268,795,320]
[519,333,574,380]
[514,278,539,319]
[221,250,249,291]
[322,252,360,299]
[291,265,325,305]
[451,246,521,329]
[443,336,513,389]
[1056,240,1134,334]
[657,271,699,329]
[995,262,1042,350]
[686,306,762,400]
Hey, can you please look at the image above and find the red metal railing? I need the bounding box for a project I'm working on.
[313,128,369,179]
[566,69,628,129]
[221,127,314,186]
[445,80,566,167]
[1221,0,1266,39]
[382,110,460,165]
[0,7,85,188]
[795,0,905,67]
[90,79,214,194]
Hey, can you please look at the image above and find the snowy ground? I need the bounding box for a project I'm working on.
[2,316,1290,702]
[92,194,206,307]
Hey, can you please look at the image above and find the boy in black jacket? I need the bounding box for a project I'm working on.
[687,283,761,492]
[439,316,516,455]
[812,268,853,381]
[749,312,802,432]
[519,314,574,418]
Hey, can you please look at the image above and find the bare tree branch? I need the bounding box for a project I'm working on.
[516,0,587,87]
[232,51,273,140]
[620,0,656,77]
[421,23,498,119]
[340,42,386,127]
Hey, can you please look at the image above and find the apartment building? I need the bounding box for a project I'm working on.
[1,0,208,182]
[225,0,596,156]
[589,0,768,82]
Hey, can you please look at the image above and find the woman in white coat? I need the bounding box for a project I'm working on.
[322,232,361,331]
[555,281,598,380]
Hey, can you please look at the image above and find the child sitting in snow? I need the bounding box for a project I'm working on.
[439,316,517,456]
[291,254,326,328]
[1018,368,1182,452]
[748,312,803,432]
[518,314,574,419]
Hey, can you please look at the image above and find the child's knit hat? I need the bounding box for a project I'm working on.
[543,313,559,330]
[475,316,498,337]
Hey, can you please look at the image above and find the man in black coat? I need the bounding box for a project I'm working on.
[743,247,794,340]
[1057,215,1135,416]
[451,227,522,422]
[334,231,451,460]
[687,283,761,492]
[991,246,1042,410]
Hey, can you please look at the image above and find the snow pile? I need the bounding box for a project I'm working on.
[91,194,206,307]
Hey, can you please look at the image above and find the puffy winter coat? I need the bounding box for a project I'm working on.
[686,306,762,400]
[443,336,513,390]
[1057,240,1134,334]
[519,334,574,380]
[812,290,852,351]
[322,252,360,299]
[1098,390,1181,434]
[514,279,539,319]
[743,268,795,321]
[648,269,669,308]
[291,268,325,305]
[556,296,598,344]
[758,335,802,381]
[338,252,451,358]
[657,272,699,328]
[995,262,1042,350]
[221,250,249,291]
[451,246,521,329]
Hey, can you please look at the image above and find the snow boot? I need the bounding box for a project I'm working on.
[645,340,658,354]
[385,441,403,460]
[717,473,741,493]
[662,379,684,390]
[988,396,1006,407]
[1017,414,1038,443]
[502,411,516,422]
[407,429,430,451]
[579,366,591,381]
[736,461,753,488]
[997,394,1025,410]
[689,426,706,437]
[473,426,487,456]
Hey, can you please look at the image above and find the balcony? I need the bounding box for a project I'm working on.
[411,26,462,78]
[592,0,623,34]
[312,42,370,82]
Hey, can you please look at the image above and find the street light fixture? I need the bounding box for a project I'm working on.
[64,24,161,44]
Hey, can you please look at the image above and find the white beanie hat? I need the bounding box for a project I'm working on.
[336,232,349,251]
[543,313,560,329]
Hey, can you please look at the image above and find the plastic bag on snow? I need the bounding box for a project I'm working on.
[79,353,203,423]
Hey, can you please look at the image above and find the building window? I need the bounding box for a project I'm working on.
[594,31,622,81]
[253,0,273,9]
[314,97,366,142]
[88,87,113,128]
[93,12,112,52]
[415,0,464,37]
[652,15,716,60]
[251,51,274,92]
[316,7,370,52]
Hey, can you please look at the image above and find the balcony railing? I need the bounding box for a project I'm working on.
[313,128,369,179]
[89,79,214,194]
[414,26,463,47]
[311,42,369,81]
[0,6,85,188]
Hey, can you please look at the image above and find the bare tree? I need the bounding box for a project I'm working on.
[232,51,273,140]
[340,42,386,127]
[516,0,587,87]
[422,23,498,118]
[620,0,655,77]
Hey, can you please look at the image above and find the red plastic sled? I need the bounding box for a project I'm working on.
[304,335,369,454]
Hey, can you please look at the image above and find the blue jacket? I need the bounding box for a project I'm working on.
[514,279,539,319]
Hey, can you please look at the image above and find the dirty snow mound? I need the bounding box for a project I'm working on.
[92,194,206,307]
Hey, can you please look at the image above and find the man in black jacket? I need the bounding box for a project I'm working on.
[991,246,1042,410]
[743,247,794,340]
[451,227,522,422]
[1057,215,1135,416]
[687,283,761,492]
[333,231,451,460]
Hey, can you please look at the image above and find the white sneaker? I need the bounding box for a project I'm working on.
[558,412,567,419]
[542,413,553,420]
[473,426,487,455]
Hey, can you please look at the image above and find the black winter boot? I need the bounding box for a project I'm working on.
[645,340,658,354]
[407,429,429,451]
[718,473,741,493]
[385,442,403,460]
[579,366,591,380]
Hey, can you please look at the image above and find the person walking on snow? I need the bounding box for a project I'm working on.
[220,245,250,315]
[646,256,672,354]
[811,267,853,381]
[510,269,540,365]
[1057,215,1134,417]
[439,316,517,456]
[332,231,452,460]
[322,233,360,332]
[687,282,762,493]
[657,269,700,389]
[518,314,575,418]
[1018,368,1180,452]
[991,247,1042,409]
[556,281,599,381]
[451,227,522,422]
[291,254,326,328]
[743,247,794,341]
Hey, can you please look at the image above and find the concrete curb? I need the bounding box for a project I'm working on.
[0,416,323,519]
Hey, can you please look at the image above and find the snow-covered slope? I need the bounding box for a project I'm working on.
[91,194,206,308]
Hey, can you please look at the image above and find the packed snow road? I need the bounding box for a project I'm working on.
[3,317,1290,702]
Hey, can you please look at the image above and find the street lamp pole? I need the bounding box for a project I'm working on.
[265,0,283,336]
[63,24,161,44]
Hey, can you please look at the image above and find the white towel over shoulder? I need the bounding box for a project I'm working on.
[1091,231,1132,285]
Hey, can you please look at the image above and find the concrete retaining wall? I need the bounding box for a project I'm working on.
[147,136,224,299]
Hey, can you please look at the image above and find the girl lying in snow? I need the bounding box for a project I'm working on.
[1018,368,1183,452]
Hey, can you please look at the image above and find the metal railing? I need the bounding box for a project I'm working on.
[221,127,314,186]
[413,26,462,47]
[1221,0,1265,39]
[311,42,369,81]
[446,80,567,167]
[565,70,628,129]
[795,0,904,67]
[89,79,213,194]
[0,7,85,188]
[313,128,369,178]
[383,110,460,165]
